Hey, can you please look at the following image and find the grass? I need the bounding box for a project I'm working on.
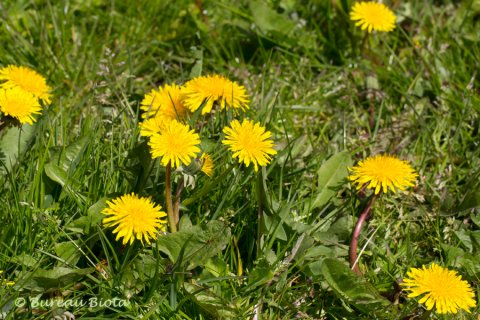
[0,0,479,319]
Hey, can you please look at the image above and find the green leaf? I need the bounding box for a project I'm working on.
[310,151,352,209]
[320,258,392,316]
[178,215,193,231]
[134,253,159,279]
[263,212,287,241]
[65,197,106,234]
[156,221,231,270]
[458,191,480,212]
[249,1,295,36]
[455,229,473,252]
[184,282,238,318]
[0,124,36,173]
[17,267,94,291]
[247,259,274,290]
[54,241,81,266]
[305,260,324,276]
[189,47,203,78]
[43,136,90,204]
[441,191,480,215]
[10,253,37,267]
[44,163,86,203]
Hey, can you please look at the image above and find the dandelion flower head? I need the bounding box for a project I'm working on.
[139,115,168,137]
[0,65,52,104]
[0,87,42,125]
[102,193,167,245]
[350,1,396,33]
[401,263,476,314]
[222,119,276,172]
[182,75,249,114]
[349,154,417,195]
[200,153,214,177]
[148,120,201,168]
[141,83,188,120]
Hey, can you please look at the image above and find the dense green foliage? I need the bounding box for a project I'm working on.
[0,0,479,319]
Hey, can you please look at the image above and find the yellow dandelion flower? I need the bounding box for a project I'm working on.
[139,115,168,137]
[0,65,52,104]
[148,120,201,168]
[350,2,396,33]
[182,75,249,114]
[349,154,417,195]
[0,87,42,124]
[401,263,477,314]
[141,83,188,120]
[200,153,214,177]
[222,119,277,172]
[102,193,167,245]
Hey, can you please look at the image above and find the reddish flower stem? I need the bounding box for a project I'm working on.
[349,195,376,275]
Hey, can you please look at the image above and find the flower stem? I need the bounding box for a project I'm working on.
[165,162,176,233]
[256,170,264,259]
[173,177,185,227]
[349,194,376,275]
[360,32,369,55]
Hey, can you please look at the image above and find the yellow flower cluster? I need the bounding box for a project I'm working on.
[104,73,278,245]
[138,74,276,173]
[0,65,51,124]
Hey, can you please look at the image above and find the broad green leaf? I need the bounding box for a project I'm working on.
[321,258,392,316]
[455,230,473,252]
[63,136,89,172]
[458,191,480,212]
[44,163,86,203]
[305,260,324,276]
[184,282,238,318]
[156,221,231,270]
[16,267,94,291]
[471,213,480,228]
[65,196,111,233]
[54,241,81,266]
[203,257,228,278]
[249,1,295,36]
[44,137,90,203]
[0,124,36,173]
[189,47,203,78]
[178,215,193,231]
[48,136,89,173]
[263,212,287,241]
[134,253,160,279]
[304,245,335,259]
[310,151,352,209]
[247,259,274,290]
[120,266,144,299]
[10,253,37,267]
